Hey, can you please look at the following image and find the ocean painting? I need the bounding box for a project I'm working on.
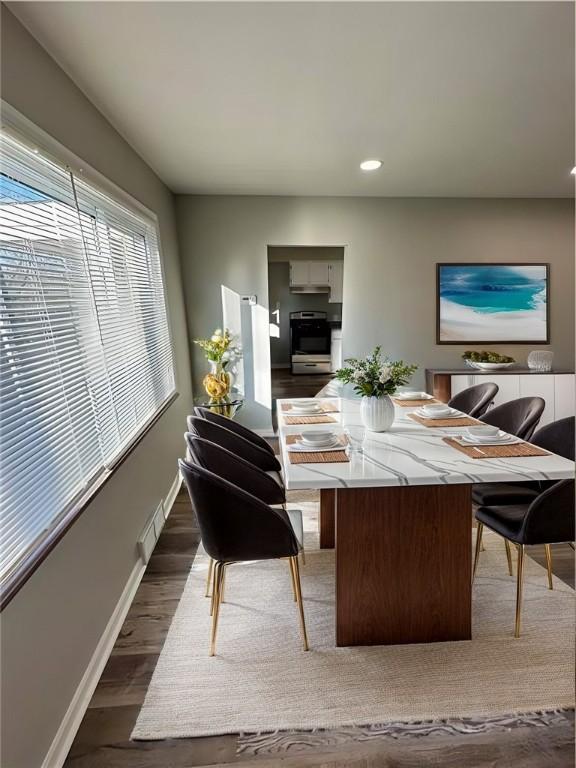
[437,264,548,343]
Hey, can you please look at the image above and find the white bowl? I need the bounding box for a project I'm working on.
[397,391,428,400]
[300,431,336,445]
[470,362,515,370]
[466,425,500,438]
[422,404,451,416]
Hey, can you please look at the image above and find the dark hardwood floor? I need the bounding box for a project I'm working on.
[64,479,574,768]
[270,368,334,430]
[271,367,334,400]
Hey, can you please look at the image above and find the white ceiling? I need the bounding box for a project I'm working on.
[10,1,575,197]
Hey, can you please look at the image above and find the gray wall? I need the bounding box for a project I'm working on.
[177,195,574,427]
[1,8,193,767]
[268,261,342,366]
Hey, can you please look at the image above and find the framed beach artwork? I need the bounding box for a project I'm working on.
[437,263,549,344]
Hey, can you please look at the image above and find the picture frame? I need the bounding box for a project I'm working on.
[436,263,550,345]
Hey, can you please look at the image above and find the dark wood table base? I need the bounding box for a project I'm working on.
[333,484,472,646]
[319,489,336,549]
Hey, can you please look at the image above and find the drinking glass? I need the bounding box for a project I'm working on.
[345,426,366,455]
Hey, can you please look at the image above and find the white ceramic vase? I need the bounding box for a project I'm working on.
[360,395,395,432]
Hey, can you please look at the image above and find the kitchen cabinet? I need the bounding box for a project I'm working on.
[308,261,331,285]
[328,261,344,303]
[289,260,343,302]
[289,261,311,287]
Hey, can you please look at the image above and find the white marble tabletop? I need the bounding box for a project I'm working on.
[277,397,575,490]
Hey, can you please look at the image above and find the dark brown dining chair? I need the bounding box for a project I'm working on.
[473,417,575,508]
[179,459,309,655]
[185,433,305,597]
[448,381,498,418]
[187,414,282,473]
[193,406,277,458]
[471,416,575,578]
[473,479,575,637]
[479,396,545,441]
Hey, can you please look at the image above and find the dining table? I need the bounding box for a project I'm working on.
[276,394,575,648]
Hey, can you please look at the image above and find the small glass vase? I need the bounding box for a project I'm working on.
[360,395,395,432]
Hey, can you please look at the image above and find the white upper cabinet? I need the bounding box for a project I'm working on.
[288,260,343,300]
[328,261,344,303]
[289,261,310,286]
[308,261,331,285]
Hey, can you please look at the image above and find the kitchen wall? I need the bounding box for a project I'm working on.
[177,195,574,428]
[268,260,342,366]
[0,8,193,767]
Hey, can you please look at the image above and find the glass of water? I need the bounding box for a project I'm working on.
[345,426,366,455]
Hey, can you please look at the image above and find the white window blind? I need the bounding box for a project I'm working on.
[0,130,175,586]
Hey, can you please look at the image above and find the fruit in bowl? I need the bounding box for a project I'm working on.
[462,350,515,364]
[462,351,516,370]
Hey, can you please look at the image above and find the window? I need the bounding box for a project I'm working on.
[0,130,175,589]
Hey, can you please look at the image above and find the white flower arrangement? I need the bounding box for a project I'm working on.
[335,347,417,398]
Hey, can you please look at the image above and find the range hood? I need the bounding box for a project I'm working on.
[289,285,330,294]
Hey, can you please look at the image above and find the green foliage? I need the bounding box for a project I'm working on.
[335,346,418,398]
[194,328,242,368]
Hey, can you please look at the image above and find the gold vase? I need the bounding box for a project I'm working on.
[203,363,232,417]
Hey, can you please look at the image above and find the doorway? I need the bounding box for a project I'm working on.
[267,246,344,409]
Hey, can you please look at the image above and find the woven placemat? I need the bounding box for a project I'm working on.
[283,414,338,425]
[281,401,339,413]
[285,434,349,464]
[443,437,551,459]
[393,398,439,408]
[408,413,478,428]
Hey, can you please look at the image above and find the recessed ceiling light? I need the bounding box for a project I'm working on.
[571,167,576,175]
[360,159,382,171]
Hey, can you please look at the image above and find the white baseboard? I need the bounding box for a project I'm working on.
[42,471,181,768]
[164,471,182,519]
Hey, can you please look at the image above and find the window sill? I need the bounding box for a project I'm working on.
[0,391,180,611]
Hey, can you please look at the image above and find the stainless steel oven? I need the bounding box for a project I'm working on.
[290,311,332,374]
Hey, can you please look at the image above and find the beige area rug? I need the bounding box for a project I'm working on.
[132,497,574,740]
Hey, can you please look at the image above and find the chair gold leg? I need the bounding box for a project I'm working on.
[205,557,214,598]
[209,561,218,616]
[288,557,297,602]
[514,545,525,638]
[291,556,309,651]
[504,539,513,577]
[544,544,553,590]
[472,522,483,582]
[220,564,227,603]
[209,561,224,656]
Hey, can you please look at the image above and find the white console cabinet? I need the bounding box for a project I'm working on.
[449,372,575,427]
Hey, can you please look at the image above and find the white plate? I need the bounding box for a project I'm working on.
[396,392,433,400]
[288,440,343,453]
[459,434,521,446]
[300,430,337,444]
[289,401,322,413]
[416,407,461,419]
[290,405,322,414]
[469,362,515,370]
